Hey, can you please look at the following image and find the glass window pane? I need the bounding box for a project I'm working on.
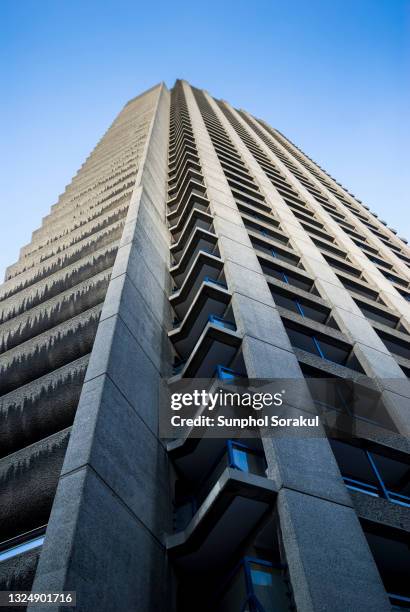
[270,290,299,314]
[285,327,318,354]
[250,563,291,611]
[231,448,249,472]
[319,339,349,365]
[373,453,410,497]
[299,302,328,324]
[330,440,379,487]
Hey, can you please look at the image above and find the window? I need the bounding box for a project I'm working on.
[364,527,410,606]
[377,331,410,361]
[356,301,400,330]
[381,269,409,288]
[252,237,300,267]
[324,254,361,277]
[228,441,267,476]
[270,286,330,324]
[285,324,348,365]
[330,440,410,507]
[216,557,292,612]
[173,440,266,531]
[339,276,379,301]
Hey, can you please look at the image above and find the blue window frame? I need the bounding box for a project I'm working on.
[389,592,410,609]
[174,441,267,530]
[331,440,410,508]
[0,534,45,563]
[312,336,326,359]
[203,276,227,289]
[215,365,243,381]
[208,314,236,331]
[227,440,267,475]
[295,300,305,317]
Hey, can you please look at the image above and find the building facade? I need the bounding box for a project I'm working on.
[0,80,409,611]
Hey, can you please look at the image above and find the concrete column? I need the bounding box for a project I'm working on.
[263,122,410,281]
[217,100,410,439]
[29,84,173,612]
[193,90,392,612]
[245,113,410,324]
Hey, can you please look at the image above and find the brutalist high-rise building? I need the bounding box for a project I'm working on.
[0,80,409,612]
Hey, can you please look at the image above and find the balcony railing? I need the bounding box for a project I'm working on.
[0,526,46,563]
[174,441,266,531]
[389,593,410,609]
[215,365,243,381]
[208,314,236,331]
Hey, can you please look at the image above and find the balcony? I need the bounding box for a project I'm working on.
[233,190,272,214]
[167,177,206,216]
[245,223,288,246]
[169,129,195,157]
[325,255,363,281]
[169,135,196,165]
[169,318,241,379]
[171,439,267,531]
[170,209,213,247]
[269,282,331,326]
[283,320,363,372]
[0,525,46,564]
[380,269,410,289]
[0,526,46,592]
[168,157,202,191]
[171,225,216,266]
[355,298,403,331]
[240,209,280,231]
[251,236,299,269]
[375,328,410,362]
[169,196,210,238]
[309,235,346,262]
[337,273,380,303]
[168,167,204,201]
[330,439,410,508]
[260,256,314,293]
[0,429,70,542]
[167,456,276,571]
[167,182,208,224]
[168,147,199,176]
[170,231,218,286]
[169,283,232,359]
[169,253,224,320]
[390,594,410,610]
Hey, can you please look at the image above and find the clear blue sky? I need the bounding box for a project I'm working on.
[1,0,409,280]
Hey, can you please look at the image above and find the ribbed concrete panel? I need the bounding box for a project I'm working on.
[27,84,172,612]
[1,82,159,598]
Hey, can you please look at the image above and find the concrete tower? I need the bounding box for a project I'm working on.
[0,81,409,611]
